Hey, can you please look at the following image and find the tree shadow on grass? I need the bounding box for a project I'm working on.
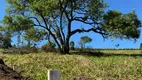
[71,51,104,57]
[71,51,142,57]
[105,53,142,57]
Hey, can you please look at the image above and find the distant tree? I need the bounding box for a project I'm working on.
[0,26,12,49]
[80,36,92,49]
[17,32,21,48]
[140,43,142,49]
[70,41,75,50]
[0,33,12,49]
[115,44,120,48]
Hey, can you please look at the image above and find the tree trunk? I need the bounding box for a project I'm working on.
[64,37,70,54]
[27,40,31,48]
[59,40,70,54]
[64,44,69,54]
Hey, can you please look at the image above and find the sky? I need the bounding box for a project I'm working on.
[0,0,142,49]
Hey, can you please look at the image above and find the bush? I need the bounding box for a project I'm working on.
[70,41,75,50]
[28,44,38,53]
[29,47,38,53]
[41,42,56,52]
[2,46,39,54]
[3,48,29,54]
[0,33,12,49]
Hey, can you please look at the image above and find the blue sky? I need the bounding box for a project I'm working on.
[0,0,142,48]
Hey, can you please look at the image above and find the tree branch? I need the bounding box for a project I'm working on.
[28,17,47,28]
[63,1,70,21]
[59,0,66,42]
[33,24,45,28]
[71,28,107,39]
[28,17,41,25]
[40,14,62,51]
[73,17,102,26]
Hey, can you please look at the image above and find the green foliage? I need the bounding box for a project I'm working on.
[80,36,92,49]
[24,28,47,43]
[70,41,75,50]
[87,0,108,21]
[0,32,12,49]
[2,0,141,54]
[2,15,47,46]
[80,36,92,44]
[2,37,12,49]
[2,16,33,32]
[103,10,141,39]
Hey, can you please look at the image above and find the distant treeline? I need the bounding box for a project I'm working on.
[73,48,142,51]
[94,48,141,50]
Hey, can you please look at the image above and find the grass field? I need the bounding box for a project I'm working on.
[0,50,142,80]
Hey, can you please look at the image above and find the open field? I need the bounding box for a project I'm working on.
[0,50,142,80]
[99,49,142,54]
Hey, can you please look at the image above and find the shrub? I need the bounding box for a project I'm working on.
[41,42,56,52]
[0,33,12,49]
[70,41,75,50]
[29,47,38,53]
[29,44,38,53]
[3,48,29,54]
[2,45,39,54]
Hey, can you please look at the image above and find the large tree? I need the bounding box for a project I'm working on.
[2,0,141,54]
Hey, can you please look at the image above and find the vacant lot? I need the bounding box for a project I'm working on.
[0,50,142,80]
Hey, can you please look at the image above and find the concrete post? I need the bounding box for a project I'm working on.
[48,70,60,80]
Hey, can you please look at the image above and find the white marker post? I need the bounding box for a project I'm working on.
[48,70,60,80]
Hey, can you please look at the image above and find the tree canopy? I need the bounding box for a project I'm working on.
[80,36,92,49]
[2,0,141,54]
[0,26,12,48]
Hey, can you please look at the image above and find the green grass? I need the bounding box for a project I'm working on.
[99,49,142,54]
[0,48,4,52]
[0,50,142,80]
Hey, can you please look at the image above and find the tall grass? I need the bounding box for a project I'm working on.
[0,50,142,80]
